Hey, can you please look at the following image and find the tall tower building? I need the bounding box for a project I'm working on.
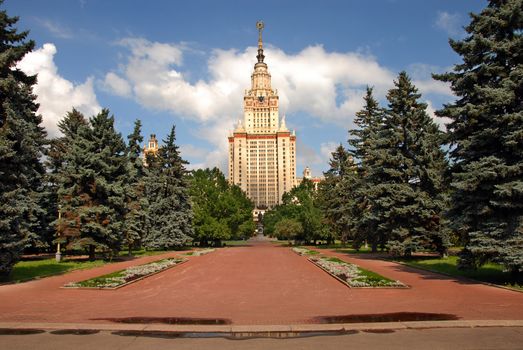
[228,21,296,210]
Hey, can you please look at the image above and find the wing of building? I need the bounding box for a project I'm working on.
[228,21,296,210]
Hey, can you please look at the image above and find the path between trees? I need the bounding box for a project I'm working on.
[0,241,522,325]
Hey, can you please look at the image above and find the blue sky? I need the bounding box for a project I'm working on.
[6,0,486,176]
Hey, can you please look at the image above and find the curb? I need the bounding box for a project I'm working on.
[1,320,522,336]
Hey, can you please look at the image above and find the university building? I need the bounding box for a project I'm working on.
[227,21,296,212]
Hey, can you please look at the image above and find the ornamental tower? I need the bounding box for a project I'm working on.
[228,21,297,210]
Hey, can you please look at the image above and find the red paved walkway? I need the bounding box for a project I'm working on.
[1,242,522,325]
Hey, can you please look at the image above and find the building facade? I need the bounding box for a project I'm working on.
[228,21,296,210]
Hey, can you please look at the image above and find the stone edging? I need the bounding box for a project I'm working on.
[0,320,522,335]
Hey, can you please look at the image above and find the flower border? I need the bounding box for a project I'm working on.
[63,258,187,290]
[309,256,408,289]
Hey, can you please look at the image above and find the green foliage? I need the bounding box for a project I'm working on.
[434,0,523,273]
[352,74,449,256]
[56,109,127,259]
[188,168,254,245]
[44,109,88,251]
[347,87,386,250]
[0,5,46,278]
[122,119,146,255]
[317,144,357,244]
[274,218,303,240]
[143,126,193,249]
[265,179,325,243]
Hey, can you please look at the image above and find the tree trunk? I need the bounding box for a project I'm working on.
[88,245,95,261]
[371,241,378,253]
[128,245,133,257]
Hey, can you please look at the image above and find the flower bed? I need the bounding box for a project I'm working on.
[64,258,186,289]
[183,248,215,256]
[310,256,406,288]
[292,247,320,256]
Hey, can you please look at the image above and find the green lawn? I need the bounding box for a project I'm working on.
[222,240,252,246]
[118,249,169,257]
[8,258,106,283]
[335,246,374,254]
[398,256,522,291]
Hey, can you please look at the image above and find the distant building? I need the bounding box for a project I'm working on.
[142,134,159,166]
[228,21,296,213]
[295,166,324,191]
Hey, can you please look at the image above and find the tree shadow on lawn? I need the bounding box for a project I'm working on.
[9,262,76,282]
[386,261,516,287]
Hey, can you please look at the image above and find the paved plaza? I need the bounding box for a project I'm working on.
[1,241,523,326]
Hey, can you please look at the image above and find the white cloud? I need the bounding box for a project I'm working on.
[426,100,451,131]
[103,72,132,97]
[105,38,400,125]
[103,38,402,169]
[435,11,463,37]
[36,18,73,39]
[320,142,339,161]
[408,63,453,96]
[17,43,101,137]
[104,37,454,171]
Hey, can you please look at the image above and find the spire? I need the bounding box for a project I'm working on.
[279,115,288,131]
[236,118,245,132]
[256,20,265,63]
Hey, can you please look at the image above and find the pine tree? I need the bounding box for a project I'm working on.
[434,0,523,273]
[44,109,87,253]
[57,109,127,259]
[366,72,448,256]
[122,119,146,255]
[144,126,193,249]
[347,88,385,250]
[0,4,46,278]
[318,144,354,243]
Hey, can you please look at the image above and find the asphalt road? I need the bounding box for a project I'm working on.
[2,327,523,350]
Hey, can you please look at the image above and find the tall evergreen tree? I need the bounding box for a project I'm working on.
[43,109,87,252]
[366,72,449,256]
[0,5,46,278]
[434,0,523,273]
[122,119,146,255]
[57,109,127,259]
[318,144,354,243]
[347,88,385,250]
[144,126,193,249]
[348,87,384,166]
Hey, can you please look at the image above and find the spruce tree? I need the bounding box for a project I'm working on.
[144,126,193,249]
[348,88,386,250]
[122,119,146,255]
[434,0,523,273]
[57,109,127,259]
[0,5,46,278]
[44,109,87,252]
[318,144,354,243]
[366,72,448,256]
